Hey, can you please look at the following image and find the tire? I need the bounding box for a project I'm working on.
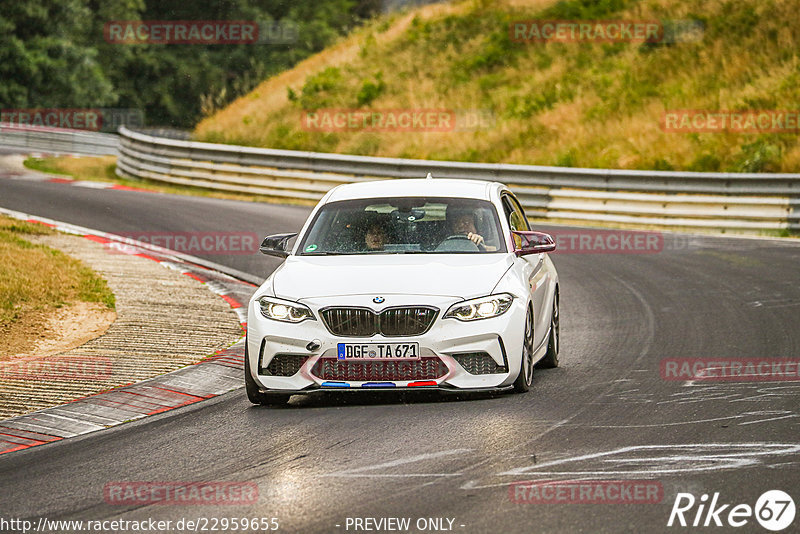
[537,294,560,369]
[513,306,534,393]
[245,339,291,406]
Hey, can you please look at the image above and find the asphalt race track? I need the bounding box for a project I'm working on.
[1,165,799,533]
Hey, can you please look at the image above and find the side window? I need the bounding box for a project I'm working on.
[502,194,530,232]
[501,195,521,251]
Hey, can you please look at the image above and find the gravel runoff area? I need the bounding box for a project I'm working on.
[0,231,244,419]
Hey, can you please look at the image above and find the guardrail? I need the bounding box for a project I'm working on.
[117,127,799,231]
[0,123,119,156]
[2,123,796,231]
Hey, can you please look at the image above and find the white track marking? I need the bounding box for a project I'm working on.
[323,449,473,478]
[461,443,800,490]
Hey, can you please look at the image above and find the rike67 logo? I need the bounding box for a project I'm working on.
[668,490,795,531]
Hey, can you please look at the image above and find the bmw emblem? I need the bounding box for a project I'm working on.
[373,296,385,304]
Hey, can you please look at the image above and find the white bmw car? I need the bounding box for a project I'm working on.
[245,177,559,404]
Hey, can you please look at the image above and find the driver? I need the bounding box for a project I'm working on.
[448,211,486,248]
[362,212,391,251]
[364,223,387,251]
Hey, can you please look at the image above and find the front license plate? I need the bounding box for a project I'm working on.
[337,342,420,360]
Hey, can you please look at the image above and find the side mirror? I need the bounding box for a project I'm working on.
[260,233,298,258]
[512,231,556,256]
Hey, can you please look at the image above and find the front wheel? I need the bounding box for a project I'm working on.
[513,306,534,393]
[245,340,291,406]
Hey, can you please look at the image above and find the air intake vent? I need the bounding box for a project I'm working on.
[263,354,308,376]
[311,357,448,381]
[453,352,507,375]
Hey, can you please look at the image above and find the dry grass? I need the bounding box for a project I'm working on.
[26,154,118,180]
[195,1,472,142]
[195,0,800,172]
[0,216,116,358]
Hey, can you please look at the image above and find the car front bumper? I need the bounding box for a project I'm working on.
[246,294,527,393]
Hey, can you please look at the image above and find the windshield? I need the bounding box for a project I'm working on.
[297,197,506,255]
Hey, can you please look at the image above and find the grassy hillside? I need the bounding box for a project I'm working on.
[195,0,800,173]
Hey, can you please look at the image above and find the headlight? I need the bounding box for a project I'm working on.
[444,293,514,321]
[257,296,315,323]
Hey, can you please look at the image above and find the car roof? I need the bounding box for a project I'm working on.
[324,178,504,203]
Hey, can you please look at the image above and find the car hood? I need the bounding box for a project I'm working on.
[272,254,514,301]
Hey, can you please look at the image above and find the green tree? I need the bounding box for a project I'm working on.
[1,0,381,127]
[0,0,115,108]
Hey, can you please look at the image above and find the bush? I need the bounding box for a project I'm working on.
[652,158,675,171]
[356,72,385,106]
[689,153,721,172]
[295,67,344,110]
[542,0,630,19]
[730,139,782,173]
[555,150,578,167]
